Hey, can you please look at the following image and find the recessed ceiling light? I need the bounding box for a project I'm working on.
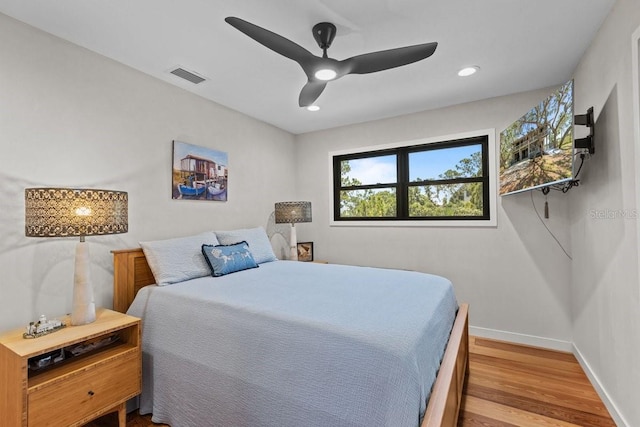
[314,69,337,81]
[307,105,320,111]
[458,66,479,77]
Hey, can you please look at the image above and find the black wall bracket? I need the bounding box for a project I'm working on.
[574,106,595,154]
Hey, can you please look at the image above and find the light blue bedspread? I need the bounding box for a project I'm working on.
[127,260,457,427]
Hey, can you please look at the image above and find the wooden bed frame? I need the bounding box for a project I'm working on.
[112,248,469,427]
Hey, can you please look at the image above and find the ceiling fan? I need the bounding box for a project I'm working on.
[225,17,438,107]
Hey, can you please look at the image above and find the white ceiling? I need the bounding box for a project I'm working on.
[0,0,616,134]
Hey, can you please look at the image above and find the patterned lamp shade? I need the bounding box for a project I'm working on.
[25,188,128,238]
[274,201,312,224]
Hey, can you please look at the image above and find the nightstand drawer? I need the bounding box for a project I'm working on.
[28,350,140,427]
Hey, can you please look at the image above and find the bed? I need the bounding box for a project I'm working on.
[112,241,468,427]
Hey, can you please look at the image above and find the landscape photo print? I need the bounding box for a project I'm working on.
[499,80,574,195]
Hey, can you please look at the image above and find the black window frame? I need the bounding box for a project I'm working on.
[332,135,490,221]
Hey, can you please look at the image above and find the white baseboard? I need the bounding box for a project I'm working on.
[469,326,573,352]
[469,325,626,426]
[573,344,628,427]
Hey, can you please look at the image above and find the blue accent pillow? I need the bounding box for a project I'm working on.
[201,241,259,277]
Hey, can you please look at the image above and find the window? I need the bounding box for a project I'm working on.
[331,132,495,225]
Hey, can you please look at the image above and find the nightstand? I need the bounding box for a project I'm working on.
[0,308,141,427]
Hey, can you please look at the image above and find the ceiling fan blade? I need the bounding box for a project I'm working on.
[299,81,327,107]
[343,42,438,75]
[225,17,314,64]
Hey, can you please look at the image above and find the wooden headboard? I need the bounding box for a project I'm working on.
[112,248,156,313]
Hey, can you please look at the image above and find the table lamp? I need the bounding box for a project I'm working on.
[274,201,311,261]
[25,188,128,325]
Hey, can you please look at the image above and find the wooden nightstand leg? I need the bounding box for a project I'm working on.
[117,402,126,427]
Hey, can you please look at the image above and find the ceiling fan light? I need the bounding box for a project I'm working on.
[307,105,320,111]
[314,68,337,81]
[458,66,479,77]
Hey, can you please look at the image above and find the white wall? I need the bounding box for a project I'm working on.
[294,89,574,347]
[0,13,296,331]
[571,0,640,425]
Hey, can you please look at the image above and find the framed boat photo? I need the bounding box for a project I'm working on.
[172,140,228,201]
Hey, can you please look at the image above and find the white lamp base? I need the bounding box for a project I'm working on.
[71,241,96,325]
[289,224,298,261]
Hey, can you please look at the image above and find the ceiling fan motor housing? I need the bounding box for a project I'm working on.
[312,22,337,52]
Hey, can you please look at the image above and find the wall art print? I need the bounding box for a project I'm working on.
[172,140,228,201]
[297,242,314,262]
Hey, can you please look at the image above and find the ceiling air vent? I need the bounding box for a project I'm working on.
[169,67,206,84]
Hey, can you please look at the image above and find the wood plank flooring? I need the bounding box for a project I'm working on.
[459,336,615,426]
[86,336,615,427]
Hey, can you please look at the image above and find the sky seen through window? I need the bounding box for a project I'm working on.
[345,145,480,184]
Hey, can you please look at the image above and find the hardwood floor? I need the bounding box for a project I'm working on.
[87,336,615,427]
[84,411,167,427]
[459,336,615,426]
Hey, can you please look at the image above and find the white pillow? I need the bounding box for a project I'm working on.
[140,231,220,286]
[215,226,277,264]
